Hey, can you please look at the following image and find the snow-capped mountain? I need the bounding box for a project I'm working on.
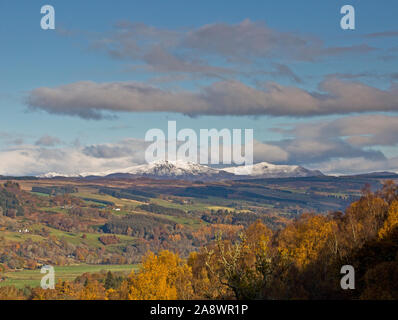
[38,172,79,178]
[221,162,323,178]
[116,160,219,177]
[39,160,323,180]
[81,160,235,181]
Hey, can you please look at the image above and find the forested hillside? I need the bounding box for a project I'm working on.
[1,180,397,300]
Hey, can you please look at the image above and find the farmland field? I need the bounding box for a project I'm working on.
[0,264,138,289]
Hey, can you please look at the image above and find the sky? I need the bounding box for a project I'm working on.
[1,0,398,176]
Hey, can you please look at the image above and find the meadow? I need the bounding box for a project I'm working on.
[0,264,138,288]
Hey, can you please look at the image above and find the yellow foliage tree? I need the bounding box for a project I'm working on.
[31,280,79,300]
[378,200,398,239]
[278,214,337,269]
[78,280,106,300]
[189,220,273,300]
[127,250,193,300]
[0,286,25,300]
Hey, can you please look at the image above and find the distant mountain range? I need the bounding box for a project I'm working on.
[222,162,323,178]
[39,160,324,181]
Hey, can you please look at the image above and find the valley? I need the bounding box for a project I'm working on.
[1,171,397,289]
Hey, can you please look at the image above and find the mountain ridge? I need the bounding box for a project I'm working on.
[38,160,324,181]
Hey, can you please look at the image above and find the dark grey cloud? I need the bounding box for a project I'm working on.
[274,137,385,166]
[256,63,302,83]
[380,55,398,62]
[27,79,398,119]
[180,19,374,61]
[142,46,235,77]
[325,72,374,80]
[365,31,398,38]
[82,138,149,162]
[91,19,375,79]
[280,115,398,148]
[267,115,398,169]
[93,21,233,78]
[325,72,398,82]
[323,115,398,147]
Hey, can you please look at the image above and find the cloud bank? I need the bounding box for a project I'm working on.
[94,19,375,76]
[27,79,398,119]
[2,115,398,176]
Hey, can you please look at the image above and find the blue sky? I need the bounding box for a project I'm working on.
[1,0,398,176]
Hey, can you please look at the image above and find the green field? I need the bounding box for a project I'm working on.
[0,264,138,289]
[0,226,138,250]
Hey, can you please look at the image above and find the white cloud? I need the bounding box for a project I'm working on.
[310,157,398,175]
[0,137,289,176]
[2,114,398,176]
[0,145,139,176]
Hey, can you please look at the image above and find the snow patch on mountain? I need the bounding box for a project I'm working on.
[78,160,220,177]
[39,160,323,180]
[221,162,322,178]
[38,172,79,178]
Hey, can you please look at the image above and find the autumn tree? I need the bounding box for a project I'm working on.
[125,250,193,300]
[190,220,274,300]
[278,214,337,269]
[379,200,398,239]
[0,286,25,300]
[337,190,388,254]
[78,280,106,300]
